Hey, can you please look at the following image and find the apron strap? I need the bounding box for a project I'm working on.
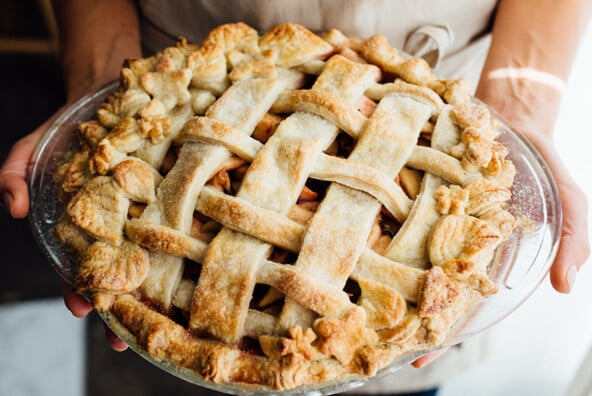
[403,24,453,69]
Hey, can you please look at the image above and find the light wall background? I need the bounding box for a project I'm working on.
[440,19,592,396]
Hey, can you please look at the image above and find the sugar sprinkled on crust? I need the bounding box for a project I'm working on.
[55,23,517,391]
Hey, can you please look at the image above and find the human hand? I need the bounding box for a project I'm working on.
[0,101,128,352]
[410,89,590,370]
[412,348,449,368]
[517,132,590,293]
[475,75,589,294]
[0,76,107,218]
[62,282,128,351]
[411,138,590,370]
[485,96,589,293]
[0,114,60,218]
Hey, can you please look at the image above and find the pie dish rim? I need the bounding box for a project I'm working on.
[28,77,561,394]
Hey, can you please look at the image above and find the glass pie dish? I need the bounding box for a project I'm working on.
[28,81,562,395]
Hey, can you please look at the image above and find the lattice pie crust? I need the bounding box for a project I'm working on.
[54,23,517,391]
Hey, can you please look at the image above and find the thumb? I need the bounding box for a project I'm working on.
[0,112,63,218]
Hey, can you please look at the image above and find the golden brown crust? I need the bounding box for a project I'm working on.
[112,159,157,203]
[66,176,130,246]
[74,241,149,294]
[428,78,471,105]
[417,266,461,317]
[54,218,93,258]
[203,22,259,54]
[54,23,518,391]
[314,307,379,366]
[259,23,334,68]
[429,214,503,269]
[57,149,92,193]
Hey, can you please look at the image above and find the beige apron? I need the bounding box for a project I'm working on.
[136,0,499,392]
[139,0,496,86]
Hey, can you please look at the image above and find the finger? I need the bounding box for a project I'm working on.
[0,171,28,219]
[549,180,590,293]
[411,347,448,368]
[521,136,590,293]
[62,283,128,351]
[62,282,93,318]
[105,327,129,352]
[0,127,46,218]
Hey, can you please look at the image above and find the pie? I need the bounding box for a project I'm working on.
[53,22,517,391]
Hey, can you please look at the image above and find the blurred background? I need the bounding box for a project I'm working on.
[1,1,591,395]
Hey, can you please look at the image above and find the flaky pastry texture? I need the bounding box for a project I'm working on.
[54,23,517,391]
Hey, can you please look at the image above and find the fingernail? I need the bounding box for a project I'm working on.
[566,265,578,292]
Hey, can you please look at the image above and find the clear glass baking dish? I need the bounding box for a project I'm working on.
[28,81,562,395]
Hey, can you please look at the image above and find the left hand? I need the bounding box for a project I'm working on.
[412,348,449,368]
[62,282,129,351]
[516,132,590,293]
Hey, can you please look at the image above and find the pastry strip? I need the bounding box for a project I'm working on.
[180,117,264,161]
[195,186,306,251]
[130,184,428,311]
[407,146,474,186]
[181,120,413,221]
[126,219,209,262]
[280,94,432,329]
[353,249,425,303]
[139,250,185,307]
[258,260,353,317]
[190,56,381,343]
[383,105,460,268]
[270,90,368,138]
[111,294,353,390]
[134,77,298,307]
[311,153,413,222]
[365,80,444,113]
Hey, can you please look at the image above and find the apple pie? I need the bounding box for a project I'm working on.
[53,22,517,391]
